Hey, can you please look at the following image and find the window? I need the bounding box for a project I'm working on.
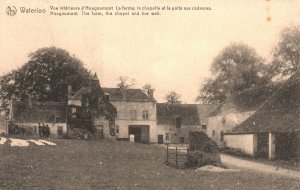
[202,125,207,130]
[166,133,169,141]
[71,107,77,119]
[55,115,60,123]
[142,110,149,120]
[175,116,182,128]
[130,110,137,120]
[72,107,77,113]
[212,130,215,136]
[57,126,63,137]
[34,126,37,134]
[116,125,119,134]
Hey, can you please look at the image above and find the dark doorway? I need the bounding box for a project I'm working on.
[158,135,164,144]
[179,137,185,144]
[57,126,63,137]
[95,125,104,139]
[276,133,297,160]
[128,125,149,143]
[257,133,269,158]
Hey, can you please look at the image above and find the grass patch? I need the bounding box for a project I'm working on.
[0,138,299,189]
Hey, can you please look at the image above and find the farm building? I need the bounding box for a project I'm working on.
[156,103,206,144]
[196,104,219,131]
[102,87,157,143]
[206,82,282,145]
[224,71,300,160]
[9,74,117,139]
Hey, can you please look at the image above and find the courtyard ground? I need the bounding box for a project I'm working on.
[0,138,300,190]
[221,154,300,179]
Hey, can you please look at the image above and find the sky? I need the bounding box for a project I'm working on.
[0,0,300,103]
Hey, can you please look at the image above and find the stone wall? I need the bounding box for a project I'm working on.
[110,101,157,143]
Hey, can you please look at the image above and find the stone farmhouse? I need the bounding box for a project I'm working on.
[9,74,117,138]
[6,73,221,144]
[206,82,281,145]
[102,87,157,143]
[224,71,300,161]
[156,103,216,144]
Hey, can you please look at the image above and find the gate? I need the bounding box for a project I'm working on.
[166,144,189,166]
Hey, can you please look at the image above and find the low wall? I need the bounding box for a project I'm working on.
[224,134,257,157]
[14,122,67,138]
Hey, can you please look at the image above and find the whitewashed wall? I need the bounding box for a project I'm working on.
[224,134,257,156]
[207,111,255,144]
[15,122,67,137]
[157,124,204,144]
[111,101,157,143]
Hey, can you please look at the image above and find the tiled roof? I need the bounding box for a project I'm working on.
[157,103,200,125]
[69,86,94,100]
[229,71,300,134]
[102,88,155,102]
[197,104,219,125]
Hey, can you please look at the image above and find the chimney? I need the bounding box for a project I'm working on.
[120,87,126,100]
[104,93,110,102]
[148,89,154,99]
[68,85,72,97]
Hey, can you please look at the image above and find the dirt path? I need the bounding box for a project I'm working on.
[221,154,300,179]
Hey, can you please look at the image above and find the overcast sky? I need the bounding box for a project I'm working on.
[1,0,300,103]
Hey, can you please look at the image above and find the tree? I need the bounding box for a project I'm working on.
[0,46,92,117]
[164,91,181,104]
[142,83,155,97]
[270,25,300,78]
[116,76,135,89]
[196,42,270,103]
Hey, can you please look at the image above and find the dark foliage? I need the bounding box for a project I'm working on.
[0,47,93,117]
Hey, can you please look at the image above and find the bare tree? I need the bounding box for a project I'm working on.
[116,76,135,89]
[164,91,181,104]
[142,83,155,97]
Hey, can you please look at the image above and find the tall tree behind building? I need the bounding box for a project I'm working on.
[270,25,300,78]
[196,42,271,103]
[0,46,93,117]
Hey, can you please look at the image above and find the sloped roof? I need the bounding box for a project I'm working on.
[69,86,92,100]
[229,71,300,134]
[102,88,155,102]
[69,86,117,115]
[197,104,219,124]
[157,103,200,125]
[11,101,67,123]
[207,81,283,117]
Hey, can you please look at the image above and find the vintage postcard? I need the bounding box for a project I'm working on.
[0,0,300,189]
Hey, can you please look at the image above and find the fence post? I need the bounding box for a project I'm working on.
[166,144,169,163]
[187,147,189,162]
[176,146,178,166]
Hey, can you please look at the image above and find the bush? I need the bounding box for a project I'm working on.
[187,150,221,168]
[65,128,92,140]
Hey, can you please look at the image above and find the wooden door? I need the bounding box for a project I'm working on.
[158,135,164,144]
